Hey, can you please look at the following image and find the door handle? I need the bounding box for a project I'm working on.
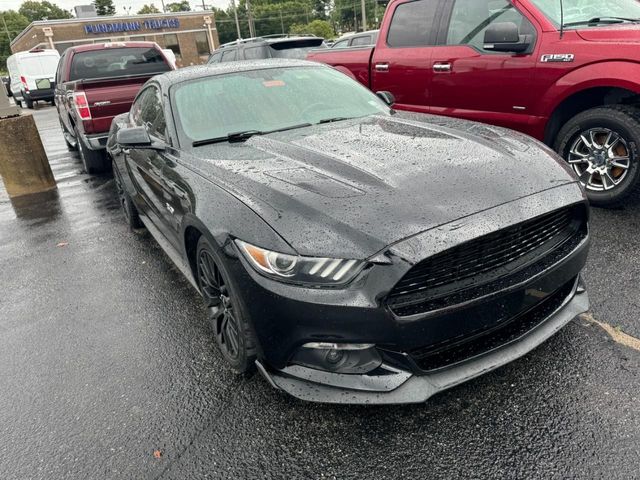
[375,63,389,72]
[433,63,452,72]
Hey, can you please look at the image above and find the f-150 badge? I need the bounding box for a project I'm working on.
[541,54,575,63]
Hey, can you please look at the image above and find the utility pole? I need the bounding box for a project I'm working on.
[160,0,166,13]
[229,0,242,39]
[246,0,256,37]
[353,5,357,32]
[279,8,284,34]
[1,14,11,42]
[360,0,366,31]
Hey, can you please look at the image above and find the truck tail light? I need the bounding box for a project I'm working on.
[20,76,29,93]
[73,92,92,120]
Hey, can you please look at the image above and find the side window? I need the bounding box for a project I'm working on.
[332,39,349,48]
[445,0,535,52]
[208,52,222,64]
[351,35,373,46]
[221,49,237,62]
[130,88,153,125]
[140,88,163,135]
[55,54,65,84]
[244,46,265,60]
[387,0,440,47]
[147,90,166,141]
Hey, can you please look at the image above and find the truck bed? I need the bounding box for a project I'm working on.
[306,47,375,88]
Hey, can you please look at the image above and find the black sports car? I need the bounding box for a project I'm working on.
[107,60,590,404]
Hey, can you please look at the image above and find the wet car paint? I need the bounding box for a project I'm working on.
[1,105,639,477]
[106,61,591,402]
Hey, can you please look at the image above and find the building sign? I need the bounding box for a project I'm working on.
[84,18,180,35]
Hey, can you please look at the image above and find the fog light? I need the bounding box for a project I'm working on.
[290,343,382,374]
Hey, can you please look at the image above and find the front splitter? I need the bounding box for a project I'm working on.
[257,288,589,405]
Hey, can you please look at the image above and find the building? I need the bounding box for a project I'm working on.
[10,11,219,68]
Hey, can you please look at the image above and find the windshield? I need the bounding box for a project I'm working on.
[69,47,171,81]
[531,0,640,27]
[19,55,59,76]
[172,66,390,145]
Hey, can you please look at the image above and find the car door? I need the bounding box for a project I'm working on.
[428,0,540,134]
[126,87,172,230]
[149,99,191,246]
[370,0,445,114]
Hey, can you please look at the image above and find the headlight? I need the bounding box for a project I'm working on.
[235,239,364,286]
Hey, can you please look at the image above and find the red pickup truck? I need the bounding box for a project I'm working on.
[308,0,640,207]
[55,42,173,173]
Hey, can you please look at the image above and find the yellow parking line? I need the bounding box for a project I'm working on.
[580,313,640,352]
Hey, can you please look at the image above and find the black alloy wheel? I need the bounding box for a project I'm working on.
[196,237,257,373]
[112,159,143,229]
[555,106,640,207]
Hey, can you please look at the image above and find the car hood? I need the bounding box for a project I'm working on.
[576,24,640,42]
[183,113,576,259]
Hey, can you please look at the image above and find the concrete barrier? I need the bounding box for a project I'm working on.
[0,93,56,198]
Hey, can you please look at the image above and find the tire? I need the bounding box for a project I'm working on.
[60,120,78,151]
[555,105,640,208]
[112,158,143,229]
[75,127,108,174]
[25,97,34,109]
[196,236,258,374]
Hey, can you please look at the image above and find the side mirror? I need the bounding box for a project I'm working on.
[116,126,165,151]
[483,22,532,53]
[376,90,395,106]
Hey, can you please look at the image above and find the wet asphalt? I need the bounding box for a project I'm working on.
[1,106,639,479]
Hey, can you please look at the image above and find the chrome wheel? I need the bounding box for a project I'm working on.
[568,128,630,192]
[198,249,241,361]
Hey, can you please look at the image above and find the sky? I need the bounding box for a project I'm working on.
[0,0,232,14]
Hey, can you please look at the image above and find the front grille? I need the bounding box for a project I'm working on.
[409,277,576,372]
[387,205,587,316]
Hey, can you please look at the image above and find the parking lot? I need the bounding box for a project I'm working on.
[1,104,639,479]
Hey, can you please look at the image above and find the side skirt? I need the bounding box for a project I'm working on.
[138,213,199,293]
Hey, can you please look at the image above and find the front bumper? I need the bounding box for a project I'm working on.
[257,278,588,404]
[225,185,590,404]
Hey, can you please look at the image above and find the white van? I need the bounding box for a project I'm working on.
[6,49,60,109]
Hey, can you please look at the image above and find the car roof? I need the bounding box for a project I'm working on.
[218,35,323,50]
[11,49,59,58]
[68,41,159,53]
[154,59,325,87]
[336,30,379,41]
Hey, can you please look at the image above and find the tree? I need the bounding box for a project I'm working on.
[18,1,71,22]
[93,0,116,16]
[289,19,334,39]
[165,1,190,12]
[0,10,30,72]
[137,4,161,14]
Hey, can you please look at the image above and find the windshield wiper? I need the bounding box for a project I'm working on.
[192,130,262,147]
[563,16,640,27]
[192,123,312,147]
[318,116,354,124]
